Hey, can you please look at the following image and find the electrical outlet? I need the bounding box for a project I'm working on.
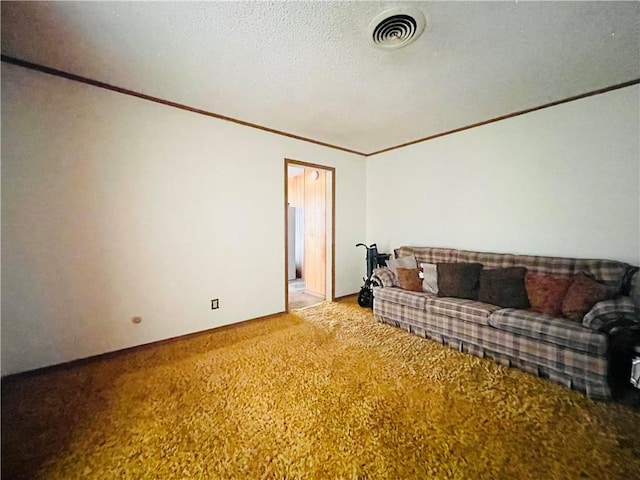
[211,298,219,310]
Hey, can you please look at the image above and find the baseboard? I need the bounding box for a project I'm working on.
[334,292,359,302]
[3,297,360,383]
[1,311,286,385]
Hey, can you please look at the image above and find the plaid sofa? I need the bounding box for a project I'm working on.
[372,246,639,400]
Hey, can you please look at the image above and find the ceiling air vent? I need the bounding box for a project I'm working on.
[369,8,426,50]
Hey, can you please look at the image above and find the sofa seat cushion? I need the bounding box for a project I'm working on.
[373,287,432,310]
[488,309,607,355]
[425,297,501,326]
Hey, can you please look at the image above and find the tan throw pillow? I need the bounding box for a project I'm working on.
[397,267,423,292]
[525,272,573,317]
[561,272,611,321]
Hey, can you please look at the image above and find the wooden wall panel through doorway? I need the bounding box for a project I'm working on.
[303,169,326,297]
[288,175,304,208]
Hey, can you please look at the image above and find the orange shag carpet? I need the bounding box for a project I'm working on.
[2,299,639,479]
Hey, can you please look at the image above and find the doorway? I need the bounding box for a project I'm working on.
[285,159,334,311]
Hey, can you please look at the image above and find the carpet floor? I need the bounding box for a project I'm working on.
[2,298,640,479]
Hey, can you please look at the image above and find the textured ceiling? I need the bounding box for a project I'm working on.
[2,1,639,155]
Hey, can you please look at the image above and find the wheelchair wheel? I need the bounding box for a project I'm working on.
[357,287,373,308]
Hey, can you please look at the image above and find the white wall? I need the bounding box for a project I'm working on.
[1,64,367,375]
[5,64,637,377]
[367,85,640,266]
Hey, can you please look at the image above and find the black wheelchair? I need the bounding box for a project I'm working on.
[356,243,390,308]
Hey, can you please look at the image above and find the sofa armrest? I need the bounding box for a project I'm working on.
[628,267,640,307]
[621,266,639,295]
[372,267,398,288]
[582,297,640,332]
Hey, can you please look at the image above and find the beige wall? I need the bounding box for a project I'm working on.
[1,64,367,375]
[366,85,640,265]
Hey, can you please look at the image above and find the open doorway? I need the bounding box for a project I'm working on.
[285,159,334,311]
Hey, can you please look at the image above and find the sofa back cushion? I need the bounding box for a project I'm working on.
[386,254,417,277]
[395,246,631,293]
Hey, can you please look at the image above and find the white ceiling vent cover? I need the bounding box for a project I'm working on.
[369,7,426,50]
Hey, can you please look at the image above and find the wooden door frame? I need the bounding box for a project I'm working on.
[284,158,336,312]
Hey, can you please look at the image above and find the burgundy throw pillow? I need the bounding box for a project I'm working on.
[561,272,611,321]
[525,272,573,317]
[437,263,483,300]
[397,267,423,292]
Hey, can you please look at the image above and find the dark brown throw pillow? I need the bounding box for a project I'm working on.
[437,263,483,300]
[478,267,530,309]
[396,267,423,292]
[561,272,611,321]
[525,272,573,317]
